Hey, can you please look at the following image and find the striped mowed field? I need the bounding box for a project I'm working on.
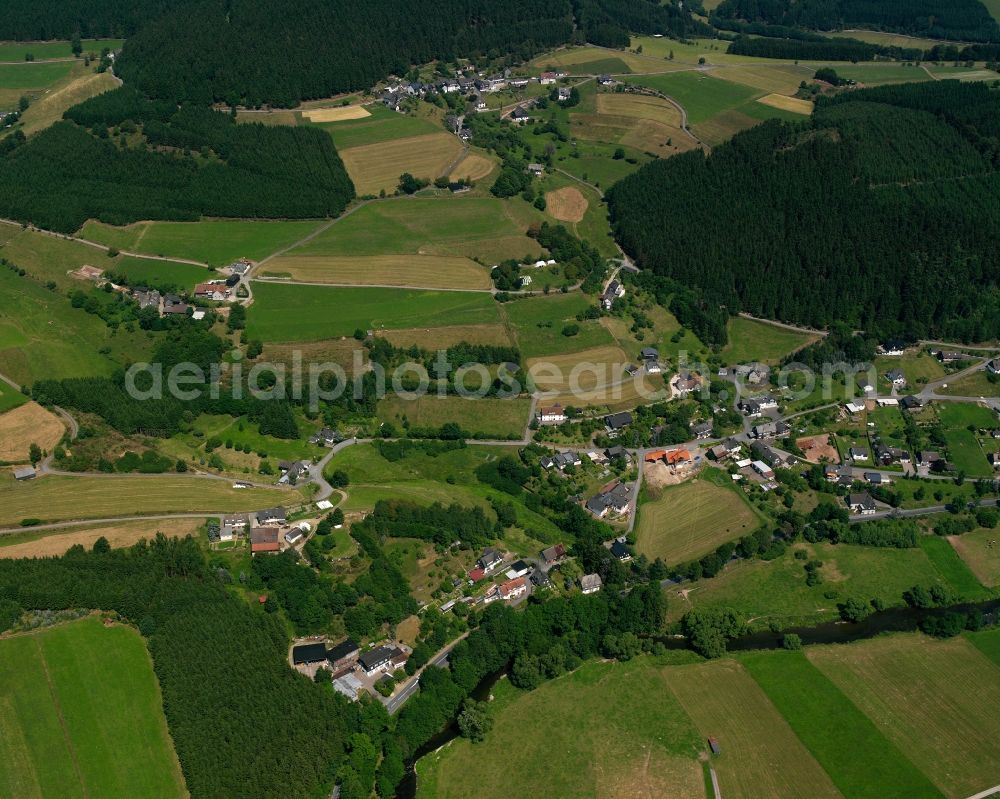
[339,132,463,195]
[260,254,492,290]
[0,617,186,798]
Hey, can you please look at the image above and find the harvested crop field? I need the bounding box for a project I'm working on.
[667,660,842,799]
[379,324,514,349]
[0,517,203,558]
[595,93,683,126]
[796,434,839,464]
[757,93,813,115]
[301,105,371,122]
[449,152,495,182]
[635,477,760,564]
[527,344,629,393]
[261,338,367,371]
[544,186,588,223]
[0,401,65,462]
[808,634,1000,798]
[339,132,463,195]
[261,254,491,290]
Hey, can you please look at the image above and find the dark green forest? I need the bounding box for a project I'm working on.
[726,33,918,60]
[607,81,1000,343]
[0,87,354,233]
[714,0,1000,41]
[0,0,176,40]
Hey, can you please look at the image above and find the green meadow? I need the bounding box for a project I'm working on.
[0,617,186,798]
[292,196,546,263]
[504,292,616,358]
[306,103,442,149]
[936,402,996,477]
[246,283,500,342]
[720,316,818,365]
[0,380,27,412]
[0,39,123,62]
[0,268,125,385]
[625,71,759,125]
[79,219,326,266]
[742,650,943,799]
[111,256,213,291]
[0,61,72,90]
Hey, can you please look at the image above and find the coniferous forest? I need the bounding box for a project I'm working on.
[0,87,355,232]
[607,81,1000,343]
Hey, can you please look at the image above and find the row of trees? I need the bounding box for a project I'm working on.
[607,82,1000,343]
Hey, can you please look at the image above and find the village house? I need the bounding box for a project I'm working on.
[162,294,190,315]
[886,368,907,387]
[537,403,567,423]
[510,106,532,123]
[597,74,615,86]
[691,421,713,439]
[278,460,308,485]
[526,162,545,177]
[935,350,965,363]
[580,573,603,594]
[848,492,877,515]
[530,568,551,588]
[987,359,1000,375]
[250,527,280,555]
[359,645,403,676]
[600,279,625,309]
[285,528,304,546]
[751,460,774,479]
[604,411,633,435]
[499,576,528,601]
[194,281,232,301]
[477,548,504,574]
[541,543,566,564]
[918,450,942,467]
[328,639,361,674]
[539,71,558,85]
[133,288,161,311]
[540,451,582,471]
[505,560,531,580]
[605,444,630,463]
[751,441,790,469]
[749,420,790,440]
[585,482,631,518]
[864,472,886,485]
[878,340,907,356]
[987,452,1000,469]
[672,374,701,395]
[256,506,287,526]
[849,447,868,461]
[710,439,742,461]
[610,540,631,562]
[901,395,924,411]
[223,514,248,529]
[557,87,571,101]
[874,444,911,465]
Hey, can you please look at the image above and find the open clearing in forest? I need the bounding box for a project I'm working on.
[78,219,325,266]
[0,617,186,799]
[17,70,118,135]
[0,518,203,558]
[544,186,588,223]
[757,93,813,115]
[338,132,463,195]
[635,476,760,564]
[0,472,294,527]
[666,659,843,799]
[416,658,705,799]
[301,105,370,122]
[0,402,65,463]
[260,254,491,290]
[720,316,819,364]
[247,283,500,342]
[293,196,545,264]
[808,634,1000,798]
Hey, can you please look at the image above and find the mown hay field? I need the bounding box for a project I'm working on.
[544,186,588,223]
[377,395,531,439]
[0,472,294,527]
[339,132,463,195]
[635,476,760,564]
[0,617,186,798]
[0,402,64,462]
[448,151,496,182]
[757,93,814,115]
[0,517,203,558]
[261,254,491,290]
[808,634,1000,798]
[667,659,842,799]
[379,323,514,349]
[301,105,370,122]
[526,344,629,393]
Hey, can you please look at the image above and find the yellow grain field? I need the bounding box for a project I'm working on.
[757,93,814,115]
[449,152,496,182]
[527,345,630,393]
[0,402,65,462]
[339,132,463,195]
[301,105,371,123]
[0,518,204,558]
[595,93,683,126]
[261,254,492,290]
[380,324,514,349]
[544,187,588,223]
[710,64,814,95]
